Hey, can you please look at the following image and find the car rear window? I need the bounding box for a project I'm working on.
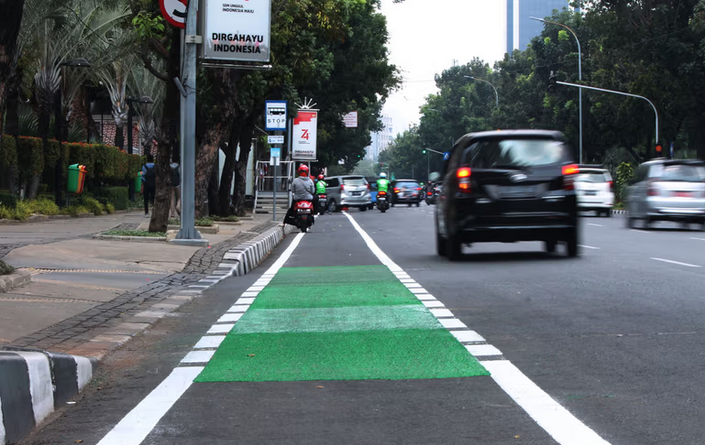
[466,139,568,168]
[396,182,419,188]
[650,164,705,182]
[343,177,366,186]
[576,172,608,183]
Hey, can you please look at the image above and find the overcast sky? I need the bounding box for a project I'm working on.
[379,0,507,136]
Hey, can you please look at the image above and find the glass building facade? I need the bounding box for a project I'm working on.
[506,0,573,54]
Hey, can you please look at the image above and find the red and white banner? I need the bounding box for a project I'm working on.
[343,111,358,128]
[292,110,318,160]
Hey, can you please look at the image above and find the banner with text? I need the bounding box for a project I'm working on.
[203,0,271,62]
[292,111,318,160]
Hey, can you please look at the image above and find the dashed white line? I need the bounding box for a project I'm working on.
[579,244,601,250]
[690,237,705,241]
[630,229,650,234]
[587,223,603,227]
[650,257,702,268]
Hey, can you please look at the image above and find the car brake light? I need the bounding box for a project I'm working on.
[457,167,472,192]
[340,184,344,191]
[607,180,614,192]
[417,187,422,191]
[394,187,399,193]
[367,184,370,191]
[562,164,578,190]
[648,181,659,196]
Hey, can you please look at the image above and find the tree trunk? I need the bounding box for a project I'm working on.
[148,27,181,233]
[114,124,124,150]
[194,125,222,219]
[0,0,24,137]
[232,121,254,216]
[207,151,220,216]
[3,61,21,194]
[217,123,240,216]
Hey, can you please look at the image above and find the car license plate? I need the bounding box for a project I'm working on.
[499,185,538,199]
[352,191,361,196]
[675,191,692,197]
[584,190,597,196]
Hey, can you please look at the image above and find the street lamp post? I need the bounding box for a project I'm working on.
[55,58,91,206]
[126,96,154,201]
[531,16,582,163]
[464,76,498,107]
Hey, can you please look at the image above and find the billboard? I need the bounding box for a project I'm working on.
[202,0,272,62]
[343,111,358,128]
[292,111,318,160]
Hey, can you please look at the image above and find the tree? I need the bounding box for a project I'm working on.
[0,0,24,137]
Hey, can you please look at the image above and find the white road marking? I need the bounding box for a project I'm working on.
[630,229,650,233]
[452,330,486,343]
[237,297,256,305]
[207,324,235,334]
[96,367,204,445]
[430,308,454,318]
[690,237,705,241]
[415,293,436,301]
[483,361,611,445]
[587,223,603,227]
[439,318,467,329]
[579,245,601,250]
[227,304,250,313]
[217,313,243,323]
[650,257,702,268]
[465,344,503,356]
[181,350,215,364]
[344,211,612,445]
[96,233,308,445]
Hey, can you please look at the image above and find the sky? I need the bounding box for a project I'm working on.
[379,0,507,137]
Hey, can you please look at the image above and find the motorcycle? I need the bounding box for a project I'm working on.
[425,185,441,205]
[317,193,328,215]
[295,200,314,232]
[376,191,390,213]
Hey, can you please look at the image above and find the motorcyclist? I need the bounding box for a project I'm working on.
[314,174,328,214]
[377,172,390,207]
[285,164,316,226]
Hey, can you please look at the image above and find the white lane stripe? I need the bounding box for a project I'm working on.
[690,237,705,241]
[237,297,256,305]
[404,283,422,288]
[96,367,204,445]
[630,229,649,233]
[587,223,603,227]
[241,291,259,297]
[343,211,611,445]
[227,304,250,313]
[452,330,486,343]
[181,351,215,364]
[263,232,306,275]
[650,257,702,268]
[430,308,454,318]
[207,324,235,334]
[193,335,226,349]
[415,293,437,301]
[422,300,445,308]
[579,245,601,250]
[466,344,503,356]
[439,318,467,329]
[483,361,611,445]
[217,313,243,323]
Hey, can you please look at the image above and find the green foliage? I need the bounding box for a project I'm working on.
[211,215,240,222]
[131,11,166,41]
[102,229,166,237]
[0,193,17,209]
[195,217,213,227]
[80,196,104,215]
[0,260,14,276]
[13,201,32,221]
[105,203,115,214]
[16,136,44,177]
[27,199,60,215]
[0,135,18,171]
[61,205,90,217]
[615,162,635,203]
[97,186,129,210]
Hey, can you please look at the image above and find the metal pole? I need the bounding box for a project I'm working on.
[273,160,277,222]
[464,76,498,107]
[127,100,135,202]
[556,80,659,146]
[427,151,429,180]
[176,0,201,241]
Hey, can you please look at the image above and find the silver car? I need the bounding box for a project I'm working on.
[625,159,705,229]
[325,175,372,212]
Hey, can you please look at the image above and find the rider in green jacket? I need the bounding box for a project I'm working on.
[315,174,327,194]
[377,172,390,206]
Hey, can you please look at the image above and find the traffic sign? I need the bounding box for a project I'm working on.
[268,135,284,145]
[265,100,287,131]
[160,0,187,29]
[270,147,281,158]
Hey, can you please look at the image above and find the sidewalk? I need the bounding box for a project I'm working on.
[0,211,281,353]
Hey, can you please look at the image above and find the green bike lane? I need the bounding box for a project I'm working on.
[102,214,559,445]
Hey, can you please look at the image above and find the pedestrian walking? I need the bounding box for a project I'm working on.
[142,154,156,217]
[170,155,181,218]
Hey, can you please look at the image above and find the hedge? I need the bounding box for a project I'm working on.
[96,186,129,210]
[0,135,143,185]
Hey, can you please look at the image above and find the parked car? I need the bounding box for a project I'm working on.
[624,159,705,229]
[391,179,422,206]
[575,165,614,217]
[435,129,580,260]
[325,175,372,212]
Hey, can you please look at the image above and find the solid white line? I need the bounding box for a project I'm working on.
[465,344,503,357]
[650,257,702,268]
[483,361,611,445]
[690,237,705,241]
[579,245,601,250]
[263,232,306,275]
[343,211,611,445]
[96,367,204,445]
[587,223,603,227]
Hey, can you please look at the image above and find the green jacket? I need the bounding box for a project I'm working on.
[315,180,327,194]
[377,178,390,193]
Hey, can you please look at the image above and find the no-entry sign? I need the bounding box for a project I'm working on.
[160,0,187,28]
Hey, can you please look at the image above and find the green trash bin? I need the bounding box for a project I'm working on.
[134,171,143,195]
[67,164,80,193]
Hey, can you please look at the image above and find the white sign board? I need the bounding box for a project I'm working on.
[292,111,318,160]
[267,135,284,145]
[265,100,287,131]
[202,0,272,62]
[343,111,358,128]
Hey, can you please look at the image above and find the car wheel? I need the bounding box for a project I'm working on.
[604,209,612,218]
[446,228,463,261]
[329,200,338,213]
[700,220,705,231]
[626,214,636,229]
[415,201,420,207]
[566,228,579,258]
[368,204,374,210]
[544,240,557,253]
[643,216,652,230]
[360,206,367,212]
[436,227,447,257]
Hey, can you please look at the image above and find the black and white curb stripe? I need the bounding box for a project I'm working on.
[611,209,626,215]
[0,349,96,445]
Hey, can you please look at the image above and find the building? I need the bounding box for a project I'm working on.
[505,0,573,54]
[366,115,393,162]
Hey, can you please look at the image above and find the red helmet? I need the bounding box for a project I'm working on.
[298,164,309,176]
[318,174,324,180]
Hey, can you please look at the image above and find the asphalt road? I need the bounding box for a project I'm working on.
[20,206,705,445]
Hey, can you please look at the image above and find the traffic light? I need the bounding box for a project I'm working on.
[547,71,557,93]
[422,149,427,154]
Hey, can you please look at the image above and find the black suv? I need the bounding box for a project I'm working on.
[435,130,580,260]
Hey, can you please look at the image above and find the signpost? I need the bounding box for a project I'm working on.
[270,147,280,221]
[159,0,187,28]
[267,135,284,145]
[265,101,287,131]
[201,0,272,63]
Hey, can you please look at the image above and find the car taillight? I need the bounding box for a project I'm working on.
[367,184,370,191]
[394,187,399,193]
[648,181,659,196]
[607,180,614,192]
[340,184,344,191]
[562,164,578,190]
[417,187,422,191]
[457,167,472,193]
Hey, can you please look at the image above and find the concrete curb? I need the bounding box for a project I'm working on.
[0,347,96,445]
[0,269,31,293]
[92,234,167,242]
[216,225,292,277]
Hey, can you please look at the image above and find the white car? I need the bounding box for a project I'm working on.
[575,167,614,217]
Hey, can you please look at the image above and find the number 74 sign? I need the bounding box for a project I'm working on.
[292,111,317,160]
